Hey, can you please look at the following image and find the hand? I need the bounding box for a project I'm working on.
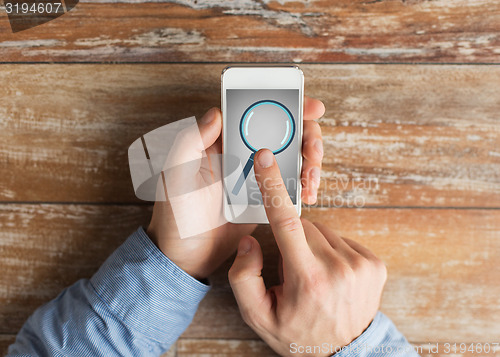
[147,97,325,280]
[228,149,387,356]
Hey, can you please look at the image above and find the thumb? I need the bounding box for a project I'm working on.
[165,107,222,170]
[197,107,222,152]
[228,236,274,329]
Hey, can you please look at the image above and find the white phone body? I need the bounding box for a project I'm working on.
[221,66,304,224]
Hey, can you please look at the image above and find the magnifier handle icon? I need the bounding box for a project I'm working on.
[231,152,255,195]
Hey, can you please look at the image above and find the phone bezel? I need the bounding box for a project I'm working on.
[221,65,304,224]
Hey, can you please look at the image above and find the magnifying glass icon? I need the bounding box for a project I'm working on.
[231,100,296,196]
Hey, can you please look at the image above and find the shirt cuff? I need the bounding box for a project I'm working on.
[90,227,211,344]
[334,311,419,357]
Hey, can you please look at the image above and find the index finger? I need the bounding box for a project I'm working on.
[254,149,313,265]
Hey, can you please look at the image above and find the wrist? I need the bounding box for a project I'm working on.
[146,224,212,281]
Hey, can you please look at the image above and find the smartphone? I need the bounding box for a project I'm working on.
[221,66,304,224]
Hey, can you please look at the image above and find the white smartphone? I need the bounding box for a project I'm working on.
[221,66,304,224]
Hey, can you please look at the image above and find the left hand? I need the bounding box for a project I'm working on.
[147,96,325,280]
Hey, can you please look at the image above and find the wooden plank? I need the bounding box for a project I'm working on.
[177,339,500,357]
[312,66,500,208]
[1,204,499,343]
[0,64,221,203]
[1,64,499,206]
[1,1,500,63]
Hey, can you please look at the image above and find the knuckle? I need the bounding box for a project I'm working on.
[335,262,356,282]
[276,216,303,234]
[263,176,287,191]
[306,119,321,133]
[350,254,387,282]
[373,258,388,281]
[301,268,327,294]
[313,120,322,132]
[351,254,370,271]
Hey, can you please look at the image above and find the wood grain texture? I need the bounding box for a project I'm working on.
[1,64,499,206]
[0,1,500,63]
[1,204,499,343]
[177,338,278,357]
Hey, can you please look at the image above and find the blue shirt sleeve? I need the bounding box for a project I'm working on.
[334,311,420,357]
[7,227,210,357]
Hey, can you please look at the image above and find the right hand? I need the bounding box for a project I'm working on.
[228,149,388,357]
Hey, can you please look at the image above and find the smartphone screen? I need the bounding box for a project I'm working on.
[225,89,300,205]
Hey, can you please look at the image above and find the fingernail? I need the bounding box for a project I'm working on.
[237,237,252,256]
[201,108,217,124]
[314,139,323,157]
[257,150,274,168]
[310,166,321,186]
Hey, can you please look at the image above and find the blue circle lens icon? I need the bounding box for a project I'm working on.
[232,100,296,195]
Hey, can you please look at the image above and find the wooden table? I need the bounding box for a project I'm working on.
[1,1,499,356]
